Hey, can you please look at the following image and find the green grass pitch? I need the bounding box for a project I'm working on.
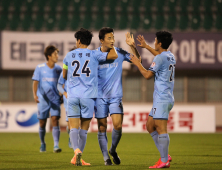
[0,132,222,170]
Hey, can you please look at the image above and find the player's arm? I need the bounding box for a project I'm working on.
[125,32,142,62]
[106,47,118,60]
[137,35,159,56]
[32,80,39,103]
[129,54,154,80]
[63,64,68,80]
[57,83,67,98]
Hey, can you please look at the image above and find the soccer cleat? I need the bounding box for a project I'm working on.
[105,159,113,165]
[109,150,121,165]
[168,154,172,162]
[40,143,46,152]
[149,158,170,169]
[81,159,91,166]
[70,148,83,166]
[53,146,62,153]
[68,138,72,149]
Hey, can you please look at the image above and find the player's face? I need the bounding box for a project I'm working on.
[154,38,161,51]
[50,50,59,63]
[101,32,115,49]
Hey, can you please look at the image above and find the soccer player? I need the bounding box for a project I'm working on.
[62,28,118,166]
[95,27,141,165]
[57,47,77,149]
[130,31,175,168]
[32,45,62,153]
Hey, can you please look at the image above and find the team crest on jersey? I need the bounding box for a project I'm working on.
[151,62,156,67]
[72,53,76,58]
[79,53,82,58]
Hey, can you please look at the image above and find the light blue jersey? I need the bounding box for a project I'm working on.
[149,51,176,103]
[97,47,131,98]
[32,63,62,118]
[63,48,107,99]
[32,63,62,102]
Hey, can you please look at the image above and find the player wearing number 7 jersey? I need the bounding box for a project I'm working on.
[62,28,118,166]
[130,31,175,169]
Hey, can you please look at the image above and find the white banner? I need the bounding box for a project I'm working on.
[1,30,131,70]
[0,104,50,132]
[88,104,215,133]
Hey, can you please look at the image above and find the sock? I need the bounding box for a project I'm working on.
[70,128,79,151]
[98,132,109,161]
[158,133,170,163]
[39,127,46,144]
[52,126,60,147]
[110,128,122,153]
[150,131,161,152]
[78,129,88,153]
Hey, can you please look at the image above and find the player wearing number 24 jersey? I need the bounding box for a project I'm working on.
[62,28,117,166]
[130,31,175,168]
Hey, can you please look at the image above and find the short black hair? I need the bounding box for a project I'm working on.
[99,27,114,40]
[44,45,59,61]
[155,31,173,49]
[74,28,93,46]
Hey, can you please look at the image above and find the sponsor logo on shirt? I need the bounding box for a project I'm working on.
[99,62,118,69]
[42,78,58,82]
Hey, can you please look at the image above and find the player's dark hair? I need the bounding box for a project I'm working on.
[74,28,93,46]
[99,27,114,40]
[44,45,59,61]
[155,31,173,49]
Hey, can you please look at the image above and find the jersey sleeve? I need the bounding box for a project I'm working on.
[148,55,163,73]
[92,50,108,62]
[116,47,131,63]
[63,55,68,70]
[32,65,40,81]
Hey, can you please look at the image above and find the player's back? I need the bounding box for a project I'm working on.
[153,51,176,103]
[64,48,106,98]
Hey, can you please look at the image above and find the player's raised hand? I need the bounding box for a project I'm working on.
[137,35,147,48]
[129,54,140,66]
[125,32,135,47]
[34,95,39,103]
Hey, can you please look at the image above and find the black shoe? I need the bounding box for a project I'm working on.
[109,150,121,165]
[105,159,113,165]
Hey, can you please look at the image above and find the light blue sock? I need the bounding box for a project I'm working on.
[39,127,45,144]
[52,126,60,147]
[110,128,122,153]
[98,132,109,161]
[150,131,161,152]
[70,128,79,151]
[158,134,170,163]
[78,129,88,153]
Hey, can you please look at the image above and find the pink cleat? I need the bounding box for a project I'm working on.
[168,154,172,162]
[149,158,170,169]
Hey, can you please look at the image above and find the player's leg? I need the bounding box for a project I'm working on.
[109,98,123,165]
[37,98,50,152]
[39,119,47,152]
[95,98,111,165]
[147,107,162,156]
[51,116,61,152]
[50,102,61,153]
[149,103,173,168]
[68,98,82,166]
